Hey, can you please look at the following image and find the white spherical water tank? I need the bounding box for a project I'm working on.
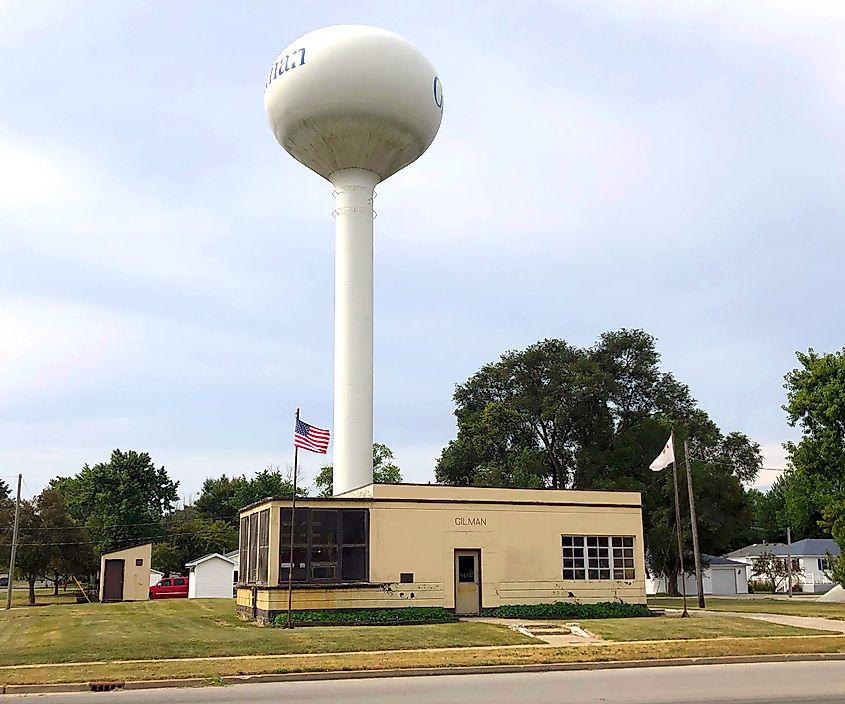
[265,26,443,496]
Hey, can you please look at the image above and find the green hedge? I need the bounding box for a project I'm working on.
[271,606,458,627]
[483,601,651,620]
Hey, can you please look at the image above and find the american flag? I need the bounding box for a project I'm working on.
[294,418,331,454]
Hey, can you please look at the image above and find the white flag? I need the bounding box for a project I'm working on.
[649,433,675,471]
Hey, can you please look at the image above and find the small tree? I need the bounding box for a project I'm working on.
[315,443,402,497]
[752,551,803,593]
[824,551,845,588]
[15,501,51,605]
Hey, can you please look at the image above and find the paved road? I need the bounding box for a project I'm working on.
[5,661,845,703]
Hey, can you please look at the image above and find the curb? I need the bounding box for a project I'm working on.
[4,652,845,695]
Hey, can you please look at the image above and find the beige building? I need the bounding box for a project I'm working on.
[236,483,645,623]
[99,543,153,602]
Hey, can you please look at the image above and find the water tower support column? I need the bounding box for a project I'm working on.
[330,167,381,496]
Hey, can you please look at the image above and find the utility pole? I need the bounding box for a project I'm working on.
[786,527,793,598]
[684,440,705,609]
[670,432,689,618]
[5,474,22,611]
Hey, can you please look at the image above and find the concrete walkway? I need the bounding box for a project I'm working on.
[668,608,845,634]
[461,617,599,646]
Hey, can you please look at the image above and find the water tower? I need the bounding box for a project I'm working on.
[265,25,443,496]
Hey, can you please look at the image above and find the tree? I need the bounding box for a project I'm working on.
[151,506,238,576]
[13,500,49,605]
[783,348,845,552]
[751,551,802,593]
[0,479,13,567]
[8,490,95,603]
[436,330,762,595]
[747,470,828,544]
[37,488,94,595]
[314,443,402,497]
[193,475,246,527]
[52,449,179,555]
[193,467,305,529]
[232,467,301,509]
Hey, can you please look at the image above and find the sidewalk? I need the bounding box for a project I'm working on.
[669,609,845,634]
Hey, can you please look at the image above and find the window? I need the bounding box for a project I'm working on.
[562,536,586,580]
[563,535,635,581]
[239,516,249,585]
[257,509,270,585]
[174,578,185,586]
[458,555,475,582]
[248,512,259,583]
[135,558,143,567]
[280,508,369,584]
[159,579,171,587]
[612,537,636,580]
[819,558,830,572]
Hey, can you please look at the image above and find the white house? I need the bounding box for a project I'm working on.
[185,553,237,599]
[224,549,239,585]
[726,539,840,593]
[149,568,164,587]
[646,555,748,596]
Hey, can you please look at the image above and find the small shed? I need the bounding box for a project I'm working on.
[185,553,236,599]
[99,544,153,602]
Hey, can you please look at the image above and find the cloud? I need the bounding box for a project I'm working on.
[0,296,317,408]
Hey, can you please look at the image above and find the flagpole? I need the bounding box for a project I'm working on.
[286,408,300,629]
[671,430,690,618]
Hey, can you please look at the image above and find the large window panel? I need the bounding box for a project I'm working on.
[341,510,367,544]
[257,509,270,585]
[279,508,369,584]
[239,516,249,584]
[563,535,635,581]
[248,512,259,583]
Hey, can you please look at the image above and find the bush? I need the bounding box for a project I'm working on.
[483,601,650,620]
[271,606,457,627]
[749,579,775,594]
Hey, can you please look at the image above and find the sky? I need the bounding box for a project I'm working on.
[2,1,844,501]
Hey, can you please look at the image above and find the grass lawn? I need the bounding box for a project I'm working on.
[3,636,845,687]
[648,597,845,620]
[576,615,828,641]
[0,599,536,667]
[6,587,80,608]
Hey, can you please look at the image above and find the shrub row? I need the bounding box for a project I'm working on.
[271,606,458,627]
[483,601,651,620]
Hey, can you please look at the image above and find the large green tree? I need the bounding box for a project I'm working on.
[314,443,402,497]
[747,469,828,544]
[151,506,238,576]
[193,475,245,527]
[37,488,95,595]
[53,449,179,555]
[784,347,845,583]
[194,468,304,527]
[436,330,761,593]
[13,500,49,605]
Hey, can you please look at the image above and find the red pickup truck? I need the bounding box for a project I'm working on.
[149,575,189,599]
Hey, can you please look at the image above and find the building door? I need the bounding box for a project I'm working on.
[454,550,481,615]
[103,559,125,602]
